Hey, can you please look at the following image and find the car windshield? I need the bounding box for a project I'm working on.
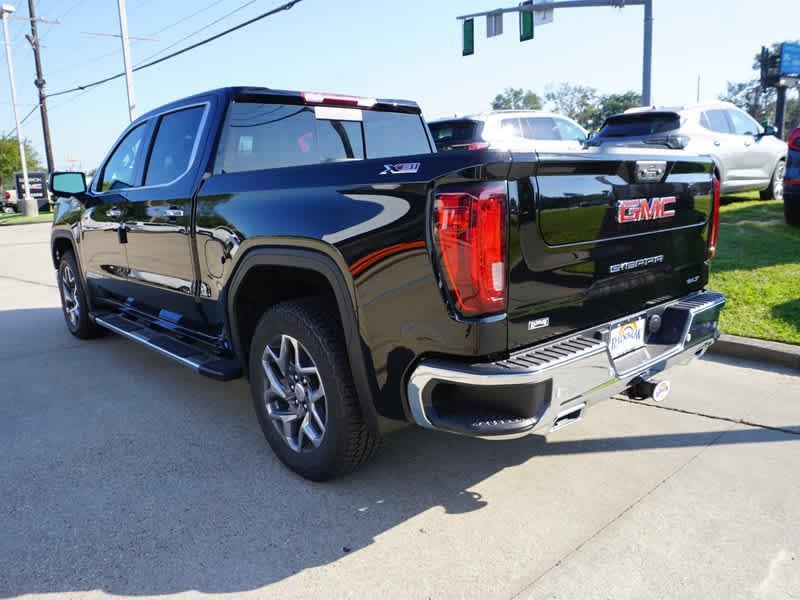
[598,113,681,138]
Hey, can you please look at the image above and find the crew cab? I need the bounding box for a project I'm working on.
[50,87,725,480]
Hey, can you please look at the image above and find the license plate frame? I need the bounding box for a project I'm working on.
[608,317,646,358]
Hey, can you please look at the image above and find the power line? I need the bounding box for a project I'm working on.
[47,0,304,100]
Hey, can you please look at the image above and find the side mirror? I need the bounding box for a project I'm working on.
[760,124,777,138]
[50,171,87,198]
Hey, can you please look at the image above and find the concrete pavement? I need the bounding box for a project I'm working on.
[1,223,798,599]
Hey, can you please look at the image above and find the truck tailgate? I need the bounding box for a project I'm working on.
[508,150,715,351]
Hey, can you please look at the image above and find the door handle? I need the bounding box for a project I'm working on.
[713,140,721,146]
[106,207,122,218]
[164,208,184,218]
[744,140,752,147]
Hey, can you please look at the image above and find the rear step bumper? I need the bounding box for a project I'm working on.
[406,290,725,438]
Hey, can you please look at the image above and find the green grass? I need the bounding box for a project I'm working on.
[0,211,54,226]
[709,192,800,345]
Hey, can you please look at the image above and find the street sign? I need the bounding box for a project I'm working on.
[15,171,47,200]
[487,12,503,37]
[780,43,800,77]
[519,0,534,41]
[462,18,475,55]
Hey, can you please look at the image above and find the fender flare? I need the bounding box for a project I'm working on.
[225,247,380,435]
[51,228,94,313]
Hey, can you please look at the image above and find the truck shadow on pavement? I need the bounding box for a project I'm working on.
[1,307,798,597]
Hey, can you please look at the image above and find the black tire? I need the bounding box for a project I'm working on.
[760,161,785,201]
[57,250,103,339]
[249,299,381,481]
[785,193,800,226]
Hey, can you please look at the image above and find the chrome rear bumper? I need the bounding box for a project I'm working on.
[406,290,725,438]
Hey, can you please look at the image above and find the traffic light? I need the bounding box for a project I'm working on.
[462,18,475,56]
[520,0,534,41]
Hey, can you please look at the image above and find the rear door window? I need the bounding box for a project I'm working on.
[216,102,429,173]
[554,118,586,142]
[144,106,205,186]
[520,117,560,140]
[701,110,732,134]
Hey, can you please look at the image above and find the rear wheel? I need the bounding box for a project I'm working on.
[760,161,785,201]
[57,250,103,339]
[249,299,380,480]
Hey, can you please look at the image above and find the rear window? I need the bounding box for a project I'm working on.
[598,113,681,138]
[215,102,430,173]
[428,120,483,148]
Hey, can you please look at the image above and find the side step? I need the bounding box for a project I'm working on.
[429,409,538,437]
[94,313,242,381]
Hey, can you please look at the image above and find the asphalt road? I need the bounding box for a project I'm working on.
[1,223,799,599]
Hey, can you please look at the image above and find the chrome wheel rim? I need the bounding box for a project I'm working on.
[774,164,785,201]
[61,264,80,328]
[262,334,327,453]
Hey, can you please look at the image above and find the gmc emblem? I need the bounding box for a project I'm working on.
[616,196,677,224]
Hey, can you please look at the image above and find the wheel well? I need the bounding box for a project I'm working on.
[233,265,340,366]
[51,237,74,269]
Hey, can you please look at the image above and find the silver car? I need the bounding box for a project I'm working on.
[590,102,788,200]
[428,110,588,154]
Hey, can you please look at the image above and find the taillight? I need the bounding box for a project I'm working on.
[708,174,721,259]
[434,181,507,317]
[301,91,377,108]
[788,128,800,152]
[3,191,9,200]
[466,142,490,151]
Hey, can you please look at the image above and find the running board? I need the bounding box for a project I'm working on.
[94,313,242,381]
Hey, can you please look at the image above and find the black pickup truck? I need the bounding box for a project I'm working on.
[50,86,725,480]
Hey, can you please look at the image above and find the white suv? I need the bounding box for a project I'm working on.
[428,110,588,154]
[590,102,788,200]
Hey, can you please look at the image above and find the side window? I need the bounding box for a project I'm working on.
[500,118,523,138]
[702,110,732,134]
[98,124,148,191]
[520,117,560,140]
[728,109,760,136]
[216,103,318,173]
[144,106,205,186]
[554,118,586,142]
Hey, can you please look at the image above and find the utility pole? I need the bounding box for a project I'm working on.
[117,0,136,122]
[25,0,54,175]
[457,0,654,106]
[1,3,35,216]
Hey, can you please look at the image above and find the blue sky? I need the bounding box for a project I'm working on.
[1,0,799,170]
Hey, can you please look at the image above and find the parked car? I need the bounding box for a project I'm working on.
[1,188,18,213]
[49,86,725,480]
[428,110,587,153]
[784,126,800,225]
[589,102,787,200]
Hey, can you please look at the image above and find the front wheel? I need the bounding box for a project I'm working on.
[249,299,381,481]
[760,161,785,201]
[57,250,103,339]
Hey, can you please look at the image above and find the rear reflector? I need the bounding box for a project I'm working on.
[434,181,507,317]
[302,91,377,108]
[708,174,720,259]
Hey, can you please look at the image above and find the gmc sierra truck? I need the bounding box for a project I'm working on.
[50,87,725,480]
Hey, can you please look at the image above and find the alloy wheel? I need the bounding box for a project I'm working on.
[261,334,327,453]
[61,264,80,328]
[774,163,785,201]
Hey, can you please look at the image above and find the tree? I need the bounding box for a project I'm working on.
[0,134,41,190]
[491,87,542,110]
[544,83,598,129]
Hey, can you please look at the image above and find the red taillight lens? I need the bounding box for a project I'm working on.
[3,191,9,200]
[301,91,377,108]
[466,142,490,151]
[708,174,721,259]
[788,128,800,152]
[434,182,507,317]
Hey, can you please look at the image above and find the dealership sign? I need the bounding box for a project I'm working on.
[15,172,48,200]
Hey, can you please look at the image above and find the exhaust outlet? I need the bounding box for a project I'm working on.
[633,377,671,402]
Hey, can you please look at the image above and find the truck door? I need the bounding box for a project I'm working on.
[121,103,211,332]
[81,121,150,302]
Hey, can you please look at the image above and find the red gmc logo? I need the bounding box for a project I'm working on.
[616,196,677,223]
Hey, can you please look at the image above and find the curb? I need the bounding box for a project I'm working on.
[709,334,800,372]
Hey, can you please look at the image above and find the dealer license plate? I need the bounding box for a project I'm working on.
[608,318,646,358]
